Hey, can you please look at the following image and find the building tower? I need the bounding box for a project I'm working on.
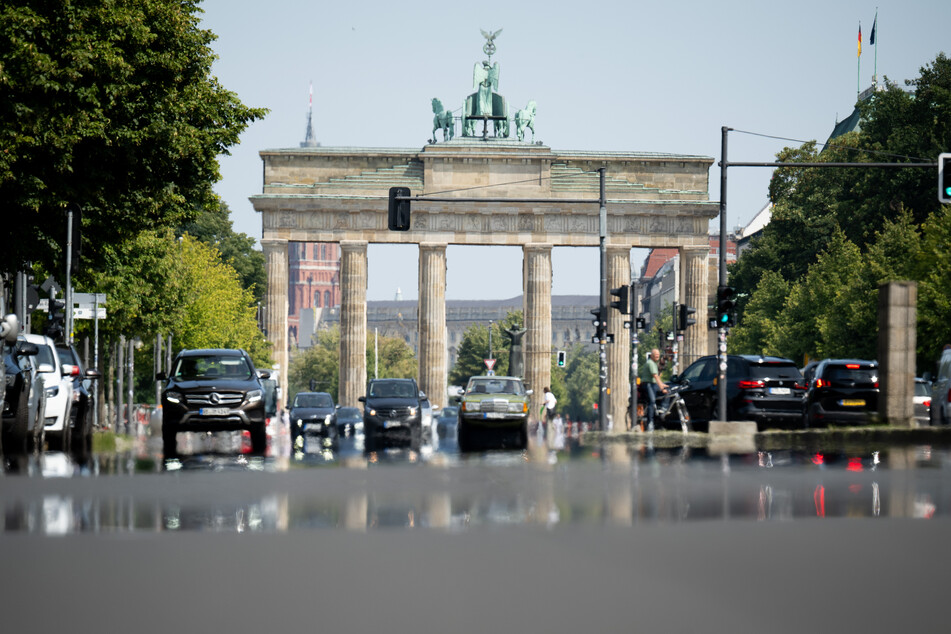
[301,81,319,148]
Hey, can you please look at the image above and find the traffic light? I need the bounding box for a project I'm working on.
[716,285,736,327]
[557,350,566,367]
[388,186,411,231]
[677,304,696,331]
[609,285,631,314]
[940,153,951,204]
[45,298,66,340]
[635,316,646,330]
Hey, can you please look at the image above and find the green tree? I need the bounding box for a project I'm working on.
[448,311,524,385]
[179,201,266,303]
[728,271,790,356]
[562,344,598,422]
[0,1,266,277]
[288,326,418,403]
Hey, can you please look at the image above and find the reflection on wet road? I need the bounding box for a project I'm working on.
[2,423,950,534]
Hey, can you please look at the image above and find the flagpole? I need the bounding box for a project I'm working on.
[873,9,878,85]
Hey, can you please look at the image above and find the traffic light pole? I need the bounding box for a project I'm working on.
[65,206,73,344]
[597,168,608,431]
[717,127,730,422]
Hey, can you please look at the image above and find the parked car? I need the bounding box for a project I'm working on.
[931,347,951,426]
[671,355,806,431]
[803,359,879,427]
[156,349,270,456]
[455,375,532,451]
[56,343,101,455]
[2,337,43,453]
[335,406,363,437]
[359,378,426,451]
[914,377,931,426]
[289,391,338,447]
[435,405,459,438]
[22,333,73,451]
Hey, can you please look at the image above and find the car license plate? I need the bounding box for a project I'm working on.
[199,407,230,416]
[304,423,323,432]
[769,387,791,395]
[839,399,866,407]
[484,412,506,419]
[383,420,402,429]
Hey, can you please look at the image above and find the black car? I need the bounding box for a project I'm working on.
[157,349,270,456]
[671,355,806,430]
[2,340,41,452]
[803,359,879,427]
[289,392,338,447]
[56,344,101,456]
[359,378,425,450]
[335,406,363,437]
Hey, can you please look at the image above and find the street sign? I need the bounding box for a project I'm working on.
[73,307,106,320]
[484,358,496,371]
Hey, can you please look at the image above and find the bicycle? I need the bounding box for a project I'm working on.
[627,380,692,433]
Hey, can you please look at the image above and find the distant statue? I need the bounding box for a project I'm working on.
[463,29,509,138]
[431,98,454,143]
[514,101,536,142]
[505,326,527,378]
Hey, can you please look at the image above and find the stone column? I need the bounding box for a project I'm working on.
[418,243,448,408]
[607,245,631,432]
[878,281,917,427]
[679,245,710,370]
[262,239,289,403]
[523,244,552,422]
[339,241,368,407]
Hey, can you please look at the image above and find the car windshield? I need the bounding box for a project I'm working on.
[173,355,251,380]
[337,407,362,421]
[825,365,878,386]
[369,381,416,398]
[294,393,334,408]
[749,363,802,380]
[467,379,523,395]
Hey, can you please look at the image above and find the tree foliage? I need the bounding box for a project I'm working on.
[0,0,267,277]
[728,54,951,371]
[179,201,266,303]
[448,311,524,385]
[288,326,417,404]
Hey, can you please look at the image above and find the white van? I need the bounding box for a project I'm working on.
[931,347,951,426]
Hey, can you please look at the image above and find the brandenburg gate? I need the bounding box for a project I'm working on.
[251,140,716,426]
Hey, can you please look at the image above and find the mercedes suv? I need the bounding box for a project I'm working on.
[803,359,879,427]
[359,378,425,451]
[157,349,270,455]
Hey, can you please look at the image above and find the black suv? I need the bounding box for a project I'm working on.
[803,359,879,427]
[289,391,339,447]
[157,349,270,455]
[672,354,806,430]
[359,378,425,450]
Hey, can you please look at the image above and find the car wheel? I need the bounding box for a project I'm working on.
[162,421,178,456]
[250,422,267,455]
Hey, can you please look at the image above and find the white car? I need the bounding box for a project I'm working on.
[22,333,73,451]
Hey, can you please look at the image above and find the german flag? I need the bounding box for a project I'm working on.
[857,24,862,57]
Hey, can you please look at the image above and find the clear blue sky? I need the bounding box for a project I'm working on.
[199,0,950,301]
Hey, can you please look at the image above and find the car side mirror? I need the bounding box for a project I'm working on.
[419,391,427,399]
[86,368,101,380]
[670,374,680,383]
[156,371,168,381]
[258,370,271,379]
[358,396,366,403]
[525,389,533,396]
[16,343,38,357]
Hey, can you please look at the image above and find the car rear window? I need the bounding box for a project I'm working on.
[749,363,802,380]
[915,382,931,397]
[825,365,878,385]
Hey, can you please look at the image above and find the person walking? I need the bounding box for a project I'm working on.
[639,348,667,432]
[542,387,557,438]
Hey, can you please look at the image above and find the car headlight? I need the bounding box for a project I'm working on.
[508,402,526,413]
[245,389,262,405]
[408,407,417,417]
[462,401,480,412]
[368,408,377,417]
[45,386,59,398]
[296,419,302,427]
[165,391,183,404]
[324,414,333,424]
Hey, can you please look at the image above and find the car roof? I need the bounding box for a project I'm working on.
[468,375,522,381]
[819,358,877,366]
[177,348,246,356]
[734,355,797,364]
[21,333,55,346]
[369,378,415,383]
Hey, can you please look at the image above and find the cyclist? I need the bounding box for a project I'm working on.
[638,348,668,432]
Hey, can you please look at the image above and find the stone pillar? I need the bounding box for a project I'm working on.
[523,244,552,422]
[339,241,368,408]
[607,245,631,432]
[262,239,289,403]
[679,245,710,370]
[418,243,448,408]
[878,281,917,427]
